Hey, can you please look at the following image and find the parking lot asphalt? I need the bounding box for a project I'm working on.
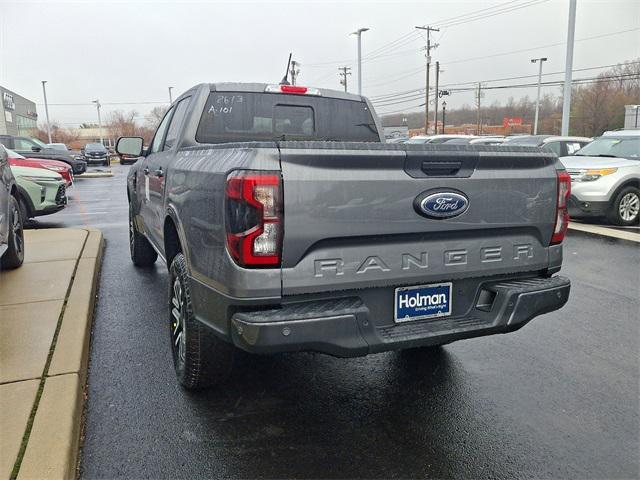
[29,165,640,479]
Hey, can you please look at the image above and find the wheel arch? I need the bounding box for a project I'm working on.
[15,185,35,218]
[610,178,640,204]
[164,206,190,271]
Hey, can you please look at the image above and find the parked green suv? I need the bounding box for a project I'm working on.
[11,165,67,221]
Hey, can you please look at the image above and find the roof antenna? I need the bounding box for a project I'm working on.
[280,53,292,85]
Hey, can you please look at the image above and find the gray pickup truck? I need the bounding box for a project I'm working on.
[117,83,571,389]
[0,145,24,270]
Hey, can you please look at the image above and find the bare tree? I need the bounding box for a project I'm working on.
[146,106,169,130]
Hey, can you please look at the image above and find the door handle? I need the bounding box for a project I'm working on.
[143,167,150,175]
[155,168,164,178]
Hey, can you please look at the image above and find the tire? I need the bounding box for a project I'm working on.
[129,205,157,267]
[607,186,640,226]
[17,196,30,224]
[169,253,236,389]
[1,196,25,270]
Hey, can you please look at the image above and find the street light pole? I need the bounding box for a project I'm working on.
[561,0,577,136]
[351,27,369,95]
[433,62,441,134]
[168,87,174,104]
[442,101,446,134]
[92,99,103,145]
[531,57,548,135]
[41,81,52,144]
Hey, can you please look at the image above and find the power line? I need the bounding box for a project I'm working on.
[365,27,640,95]
[433,0,552,29]
[443,27,640,66]
[372,71,639,108]
[430,0,522,27]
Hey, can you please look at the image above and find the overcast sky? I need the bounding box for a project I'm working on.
[1,0,638,127]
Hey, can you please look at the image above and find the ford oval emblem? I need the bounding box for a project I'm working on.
[415,190,469,219]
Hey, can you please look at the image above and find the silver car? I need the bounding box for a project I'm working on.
[0,145,25,269]
[561,130,639,225]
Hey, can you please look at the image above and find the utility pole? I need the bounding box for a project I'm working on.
[561,0,577,136]
[41,81,52,144]
[531,57,548,135]
[415,25,439,135]
[351,28,369,95]
[338,66,352,92]
[168,87,174,104]
[92,99,103,145]
[442,101,447,134]
[475,83,483,135]
[433,61,440,134]
[290,61,300,86]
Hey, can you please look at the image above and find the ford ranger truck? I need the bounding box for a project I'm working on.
[117,83,571,389]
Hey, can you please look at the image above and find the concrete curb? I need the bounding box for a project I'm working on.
[76,172,113,179]
[13,229,104,479]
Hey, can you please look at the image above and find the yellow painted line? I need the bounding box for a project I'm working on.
[568,222,640,243]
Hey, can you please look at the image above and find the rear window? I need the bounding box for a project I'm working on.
[196,92,379,143]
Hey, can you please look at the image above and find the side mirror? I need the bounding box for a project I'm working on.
[31,146,42,152]
[116,136,144,157]
[0,145,7,165]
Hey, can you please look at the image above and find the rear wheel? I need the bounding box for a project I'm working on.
[169,253,236,389]
[608,186,640,226]
[1,196,24,270]
[129,205,157,266]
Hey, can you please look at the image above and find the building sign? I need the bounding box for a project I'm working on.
[26,110,38,119]
[3,92,15,111]
[503,117,523,128]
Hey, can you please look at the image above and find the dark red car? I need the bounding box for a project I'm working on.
[6,148,73,187]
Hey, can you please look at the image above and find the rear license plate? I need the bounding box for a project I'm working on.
[394,282,452,323]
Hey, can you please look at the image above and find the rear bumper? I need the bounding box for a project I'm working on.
[230,275,570,357]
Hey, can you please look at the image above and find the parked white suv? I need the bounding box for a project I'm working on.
[561,130,639,226]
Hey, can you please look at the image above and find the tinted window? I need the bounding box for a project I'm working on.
[151,107,174,154]
[196,92,379,143]
[164,98,191,150]
[544,141,562,156]
[14,138,36,150]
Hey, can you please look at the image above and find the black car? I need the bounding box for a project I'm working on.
[0,135,87,174]
[82,143,110,166]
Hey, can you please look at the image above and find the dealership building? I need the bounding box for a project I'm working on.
[0,86,38,136]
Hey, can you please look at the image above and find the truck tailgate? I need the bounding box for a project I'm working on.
[278,142,558,295]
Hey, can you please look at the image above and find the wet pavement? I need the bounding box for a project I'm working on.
[30,165,640,479]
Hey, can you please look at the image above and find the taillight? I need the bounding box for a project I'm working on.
[225,171,282,267]
[551,170,571,245]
